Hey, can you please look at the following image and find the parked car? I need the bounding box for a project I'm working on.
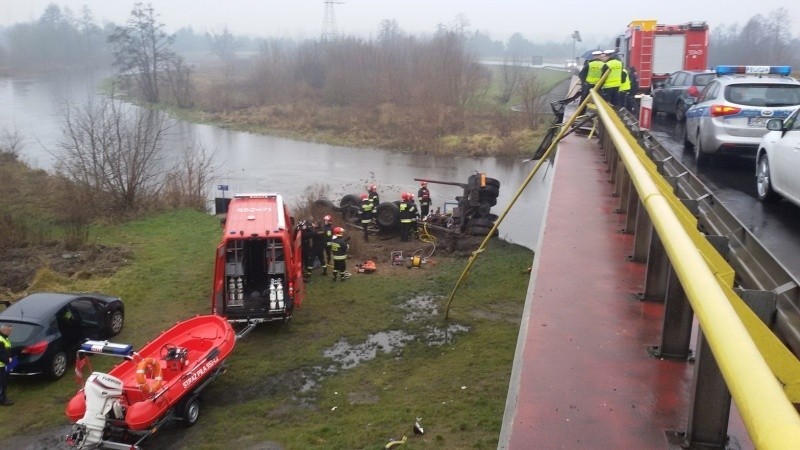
[684,65,800,166]
[0,292,125,379]
[755,108,800,207]
[652,70,715,121]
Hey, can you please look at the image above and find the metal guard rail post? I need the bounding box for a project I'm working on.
[588,90,800,448]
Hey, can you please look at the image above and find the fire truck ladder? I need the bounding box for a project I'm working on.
[639,31,654,90]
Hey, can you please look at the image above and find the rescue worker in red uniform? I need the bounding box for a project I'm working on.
[417,181,431,218]
[322,215,333,274]
[359,193,374,241]
[330,227,349,282]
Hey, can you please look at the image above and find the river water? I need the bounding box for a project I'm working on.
[0,70,552,250]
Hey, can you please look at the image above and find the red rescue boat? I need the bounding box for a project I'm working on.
[65,315,236,449]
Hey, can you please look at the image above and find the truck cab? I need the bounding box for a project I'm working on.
[212,193,305,324]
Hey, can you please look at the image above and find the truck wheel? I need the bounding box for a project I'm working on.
[339,195,361,221]
[484,177,500,188]
[376,202,400,229]
[312,199,335,216]
[179,394,201,427]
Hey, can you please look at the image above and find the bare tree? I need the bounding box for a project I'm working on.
[107,3,182,103]
[0,127,24,159]
[162,140,219,210]
[517,72,548,130]
[207,27,238,63]
[497,57,525,104]
[56,98,170,212]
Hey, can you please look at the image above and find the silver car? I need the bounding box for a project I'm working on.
[684,66,800,166]
[756,109,800,207]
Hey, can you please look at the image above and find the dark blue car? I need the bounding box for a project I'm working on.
[0,292,125,379]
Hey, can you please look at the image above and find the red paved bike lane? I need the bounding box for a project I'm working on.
[499,133,752,449]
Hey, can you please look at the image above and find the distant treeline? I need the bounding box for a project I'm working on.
[2,4,800,74]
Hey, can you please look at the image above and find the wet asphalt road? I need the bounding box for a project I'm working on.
[648,114,800,279]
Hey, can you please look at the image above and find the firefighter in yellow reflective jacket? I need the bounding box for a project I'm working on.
[399,192,417,242]
[330,227,350,282]
[359,193,374,242]
[600,49,626,107]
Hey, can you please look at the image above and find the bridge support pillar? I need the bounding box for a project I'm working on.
[629,200,651,262]
[666,288,775,449]
[651,265,693,359]
[641,229,668,302]
[622,181,637,234]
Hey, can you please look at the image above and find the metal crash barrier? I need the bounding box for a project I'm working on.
[586,90,800,449]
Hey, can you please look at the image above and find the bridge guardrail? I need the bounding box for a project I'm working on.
[586,90,800,449]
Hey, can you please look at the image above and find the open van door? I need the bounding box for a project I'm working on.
[292,230,306,307]
[212,242,226,315]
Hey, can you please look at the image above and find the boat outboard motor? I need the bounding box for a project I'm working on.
[66,372,124,448]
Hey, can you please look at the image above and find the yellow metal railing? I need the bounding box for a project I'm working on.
[591,91,800,449]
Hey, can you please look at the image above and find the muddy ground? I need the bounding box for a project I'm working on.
[0,242,133,298]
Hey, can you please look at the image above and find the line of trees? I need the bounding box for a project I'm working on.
[709,9,798,67]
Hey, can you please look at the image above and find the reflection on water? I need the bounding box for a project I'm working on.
[1,71,552,249]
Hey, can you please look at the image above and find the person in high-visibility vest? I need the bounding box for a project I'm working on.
[398,192,417,242]
[600,49,626,106]
[0,324,13,406]
[359,193,374,242]
[619,68,631,111]
[579,50,604,103]
[330,227,350,282]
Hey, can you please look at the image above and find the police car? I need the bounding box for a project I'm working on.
[684,65,800,165]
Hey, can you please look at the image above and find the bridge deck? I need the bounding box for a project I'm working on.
[499,133,752,448]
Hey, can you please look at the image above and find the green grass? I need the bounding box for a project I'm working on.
[0,210,533,449]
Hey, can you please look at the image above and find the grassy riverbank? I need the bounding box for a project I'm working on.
[0,208,533,449]
[168,65,569,158]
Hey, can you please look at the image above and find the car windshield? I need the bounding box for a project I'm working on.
[725,84,800,107]
[693,73,715,87]
[2,321,42,344]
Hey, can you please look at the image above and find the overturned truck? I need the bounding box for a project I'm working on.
[352,173,499,237]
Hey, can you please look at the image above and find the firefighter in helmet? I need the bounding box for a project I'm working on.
[398,192,417,242]
[330,227,350,282]
[322,215,333,274]
[417,181,431,218]
[359,193,374,242]
[367,184,380,207]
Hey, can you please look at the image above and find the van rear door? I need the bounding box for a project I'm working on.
[212,242,226,315]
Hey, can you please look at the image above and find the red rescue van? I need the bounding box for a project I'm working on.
[211,193,305,326]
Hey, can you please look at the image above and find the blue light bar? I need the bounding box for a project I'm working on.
[81,340,134,356]
[715,65,792,76]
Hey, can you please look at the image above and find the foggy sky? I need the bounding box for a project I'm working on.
[3,0,799,44]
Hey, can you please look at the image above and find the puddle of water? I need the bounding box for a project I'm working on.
[423,324,470,346]
[323,330,416,369]
[400,294,440,323]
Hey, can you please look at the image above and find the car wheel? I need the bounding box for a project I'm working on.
[694,132,710,166]
[109,310,124,336]
[683,128,693,151]
[48,350,68,380]
[179,394,201,427]
[675,102,687,122]
[756,154,781,203]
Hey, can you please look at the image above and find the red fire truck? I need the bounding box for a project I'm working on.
[618,19,709,92]
[211,193,306,332]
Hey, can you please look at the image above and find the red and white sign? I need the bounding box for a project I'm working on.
[639,95,653,130]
